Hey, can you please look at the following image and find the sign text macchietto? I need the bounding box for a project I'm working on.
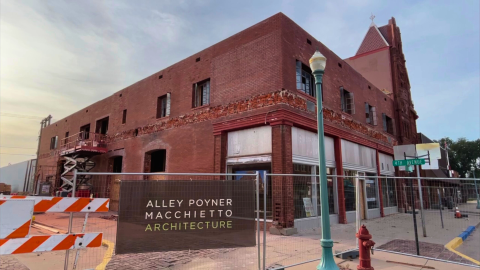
[116,180,255,254]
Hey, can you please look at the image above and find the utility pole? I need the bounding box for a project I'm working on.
[33,115,52,194]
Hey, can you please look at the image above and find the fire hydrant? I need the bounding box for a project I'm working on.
[356,224,375,270]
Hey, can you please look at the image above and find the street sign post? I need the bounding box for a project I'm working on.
[392,159,426,166]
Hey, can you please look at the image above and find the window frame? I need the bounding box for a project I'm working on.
[156,93,171,118]
[50,136,58,150]
[122,109,127,124]
[340,87,355,115]
[382,114,395,135]
[193,79,210,108]
[365,102,377,125]
[296,60,316,98]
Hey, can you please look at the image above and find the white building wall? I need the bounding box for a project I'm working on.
[0,159,36,192]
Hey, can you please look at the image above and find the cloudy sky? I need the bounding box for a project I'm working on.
[1,0,479,167]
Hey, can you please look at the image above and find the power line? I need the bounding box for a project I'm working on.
[0,113,45,120]
[0,153,36,156]
[0,146,37,150]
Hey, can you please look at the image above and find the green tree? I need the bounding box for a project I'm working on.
[436,137,480,178]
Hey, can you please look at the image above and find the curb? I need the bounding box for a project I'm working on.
[444,226,480,266]
[95,240,115,270]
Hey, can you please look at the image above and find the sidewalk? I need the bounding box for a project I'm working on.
[290,250,478,270]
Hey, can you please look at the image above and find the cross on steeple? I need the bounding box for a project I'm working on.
[370,13,375,23]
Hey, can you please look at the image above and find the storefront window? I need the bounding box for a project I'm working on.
[365,173,378,209]
[293,164,336,219]
[344,170,357,212]
[381,177,397,207]
[231,163,272,219]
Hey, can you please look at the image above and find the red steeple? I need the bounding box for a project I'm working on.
[356,21,389,56]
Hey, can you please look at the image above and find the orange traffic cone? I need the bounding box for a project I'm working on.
[455,207,462,218]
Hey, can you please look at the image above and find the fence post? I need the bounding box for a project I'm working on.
[263,171,267,270]
[256,171,260,270]
[437,189,444,229]
[415,165,427,237]
[64,168,77,270]
[409,178,420,256]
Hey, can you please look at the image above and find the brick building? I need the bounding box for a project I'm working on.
[35,13,418,228]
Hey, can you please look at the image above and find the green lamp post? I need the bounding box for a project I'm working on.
[471,166,480,209]
[310,50,339,270]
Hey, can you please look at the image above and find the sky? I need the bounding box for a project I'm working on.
[0,0,479,167]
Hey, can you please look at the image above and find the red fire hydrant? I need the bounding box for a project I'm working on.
[356,225,375,270]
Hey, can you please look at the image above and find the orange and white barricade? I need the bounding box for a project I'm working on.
[0,233,102,254]
[0,196,108,255]
[1,195,109,213]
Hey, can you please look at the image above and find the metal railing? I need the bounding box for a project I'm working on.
[60,131,107,152]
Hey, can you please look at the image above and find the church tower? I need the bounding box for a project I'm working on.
[346,16,419,145]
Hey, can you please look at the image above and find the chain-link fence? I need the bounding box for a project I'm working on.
[368,176,480,267]
[3,172,479,270]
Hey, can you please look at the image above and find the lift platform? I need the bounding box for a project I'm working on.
[60,131,108,157]
[57,131,108,196]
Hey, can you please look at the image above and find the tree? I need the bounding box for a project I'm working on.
[436,137,480,178]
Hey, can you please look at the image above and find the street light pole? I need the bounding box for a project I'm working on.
[471,166,480,209]
[310,50,339,270]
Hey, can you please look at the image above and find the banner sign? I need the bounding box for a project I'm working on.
[116,180,256,254]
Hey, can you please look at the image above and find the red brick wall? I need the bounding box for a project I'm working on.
[271,124,294,227]
[279,15,396,136]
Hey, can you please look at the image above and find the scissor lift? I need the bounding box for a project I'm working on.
[58,131,108,196]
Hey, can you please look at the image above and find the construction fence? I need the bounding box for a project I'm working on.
[1,173,479,269]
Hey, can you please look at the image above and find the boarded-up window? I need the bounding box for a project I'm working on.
[193,79,210,108]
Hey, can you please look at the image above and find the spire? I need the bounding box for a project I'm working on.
[355,15,389,56]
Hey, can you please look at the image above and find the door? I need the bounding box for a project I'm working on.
[358,172,367,220]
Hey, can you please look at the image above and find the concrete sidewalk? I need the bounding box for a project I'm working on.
[290,250,478,270]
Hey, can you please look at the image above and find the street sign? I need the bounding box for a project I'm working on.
[393,159,426,166]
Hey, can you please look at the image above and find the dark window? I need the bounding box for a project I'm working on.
[196,57,201,62]
[95,117,109,135]
[64,132,69,144]
[306,39,312,45]
[122,109,127,124]
[80,124,90,139]
[193,80,210,107]
[157,93,170,118]
[382,113,395,135]
[364,102,377,125]
[151,150,166,172]
[113,156,123,173]
[340,87,355,114]
[296,60,315,97]
[119,93,122,97]
[50,136,58,150]
[338,63,342,68]
[159,75,163,79]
